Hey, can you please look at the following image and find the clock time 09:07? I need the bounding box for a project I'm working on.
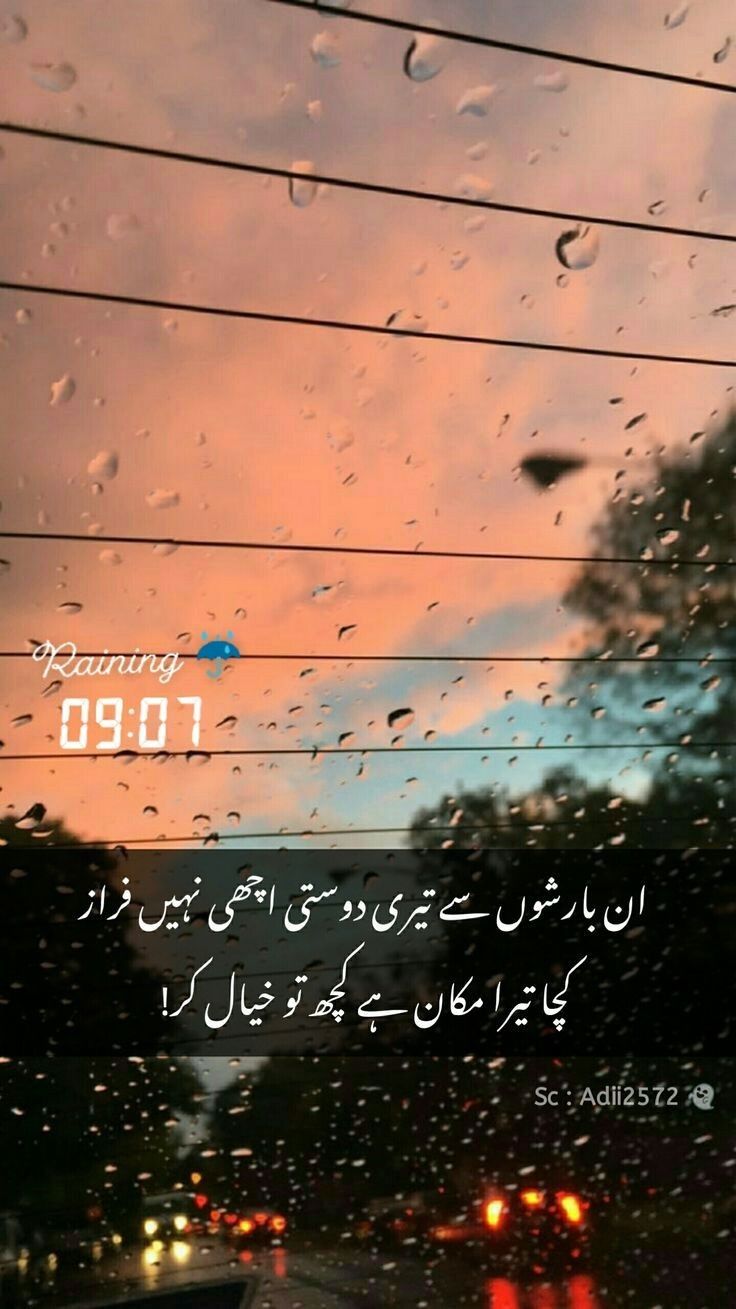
[59,697,202,751]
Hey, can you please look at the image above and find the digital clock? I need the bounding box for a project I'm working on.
[59,697,202,751]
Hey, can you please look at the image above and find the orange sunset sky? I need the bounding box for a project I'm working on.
[1,0,734,847]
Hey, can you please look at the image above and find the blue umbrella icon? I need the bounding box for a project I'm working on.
[196,631,241,679]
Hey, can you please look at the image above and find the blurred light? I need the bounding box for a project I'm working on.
[172,1241,191,1264]
[485,1278,520,1309]
[521,1189,544,1207]
[190,1172,202,1185]
[558,1193,583,1224]
[111,1233,123,1246]
[254,1212,268,1225]
[143,1218,158,1237]
[194,1193,208,1210]
[239,1218,255,1235]
[568,1274,601,1308]
[484,1199,504,1229]
[173,1214,188,1232]
[270,1215,287,1234]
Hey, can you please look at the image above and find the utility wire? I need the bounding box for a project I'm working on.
[265,0,736,95]
[1,741,731,762]
[0,528,731,568]
[1,282,733,369]
[2,650,733,665]
[2,122,734,246]
[25,813,733,849]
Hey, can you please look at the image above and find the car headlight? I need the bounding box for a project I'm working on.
[173,1215,188,1232]
[144,1218,158,1236]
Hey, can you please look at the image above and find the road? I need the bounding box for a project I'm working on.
[20,1235,726,1309]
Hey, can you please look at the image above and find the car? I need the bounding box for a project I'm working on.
[354,1190,447,1246]
[140,1191,199,1242]
[214,1207,288,1245]
[427,1186,590,1270]
[42,1203,124,1270]
[0,1209,56,1302]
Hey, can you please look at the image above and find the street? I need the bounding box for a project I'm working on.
[21,1233,728,1309]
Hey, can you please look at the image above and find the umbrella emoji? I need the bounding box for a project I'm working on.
[196,630,241,680]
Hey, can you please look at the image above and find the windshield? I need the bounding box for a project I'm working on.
[1,0,734,1307]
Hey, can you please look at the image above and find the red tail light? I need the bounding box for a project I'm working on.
[558,1193,583,1225]
[254,1212,268,1226]
[194,1194,208,1210]
[209,1210,221,1224]
[270,1215,287,1234]
[484,1199,504,1229]
[224,1213,237,1227]
[239,1218,255,1235]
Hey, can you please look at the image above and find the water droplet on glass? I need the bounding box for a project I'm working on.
[49,373,75,405]
[555,225,599,270]
[288,161,317,208]
[453,173,493,201]
[30,61,77,91]
[99,549,122,566]
[106,212,141,240]
[11,714,32,728]
[56,601,82,614]
[403,35,444,82]
[1,15,27,42]
[146,489,180,510]
[87,449,118,480]
[533,70,569,91]
[642,697,667,712]
[664,4,689,29]
[456,84,496,116]
[388,707,414,730]
[714,36,731,63]
[216,716,237,730]
[636,640,660,659]
[310,31,340,67]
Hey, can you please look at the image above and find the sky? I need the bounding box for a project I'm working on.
[1,0,735,848]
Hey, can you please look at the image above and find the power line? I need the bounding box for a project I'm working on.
[265,0,736,95]
[29,812,732,848]
[2,121,734,246]
[2,649,732,665]
[0,527,732,568]
[1,741,731,762]
[1,281,734,369]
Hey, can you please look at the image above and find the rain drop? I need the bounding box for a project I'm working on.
[146,489,180,510]
[1,14,27,42]
[310,31,340,67]
[555,225,599,270]
[30,61,77,91]
[87,450,119,480]
[664,4,689,28]
[288,161,317,208]
[533,70,569,91]
[106,212,141,240]
[403,35,444,82]
[456,84,496,117]
[49,373,75,405]
[388,707,414,730]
